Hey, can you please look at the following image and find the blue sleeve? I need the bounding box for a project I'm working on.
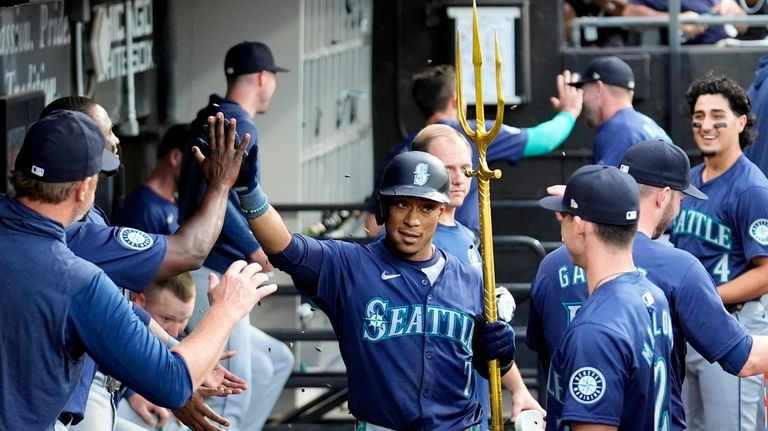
[523,112,576,157]
[218,192,260,256]
[719,335,752,375]
[674,259,749,362]
[480,121,527,164]
[66,223,168,292]
[68,272,193,409]
[117,198,177,236]
[132,303,151,325]
[557,324,629,426]
[735,186,768,262]
[267,234,325,296]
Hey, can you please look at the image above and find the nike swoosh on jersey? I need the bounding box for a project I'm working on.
[380,271,402,280]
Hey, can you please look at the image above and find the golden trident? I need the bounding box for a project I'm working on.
[455,1,505,430]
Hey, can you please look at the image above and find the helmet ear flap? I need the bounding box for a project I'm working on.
[375,195,388,225]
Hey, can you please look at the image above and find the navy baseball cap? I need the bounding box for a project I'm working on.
[619,140,707,200]
[569,56,635,90]
[539,165,639,225]
[225,41,289,78]
[15,110,120,182]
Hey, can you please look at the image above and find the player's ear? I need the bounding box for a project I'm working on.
[656,187,671,209]
[737,113,747,133]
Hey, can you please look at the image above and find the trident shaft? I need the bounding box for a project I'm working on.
[455,1,506,430]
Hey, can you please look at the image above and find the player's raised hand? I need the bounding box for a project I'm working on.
[207,260,277,321]
[193,113,249,189]
[550,69,583,119]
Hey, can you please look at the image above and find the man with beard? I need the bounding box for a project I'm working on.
[569,56,671,165]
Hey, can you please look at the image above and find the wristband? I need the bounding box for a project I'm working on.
[237,182,269,219]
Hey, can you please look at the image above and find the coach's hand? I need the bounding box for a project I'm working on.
[472,317,515,378]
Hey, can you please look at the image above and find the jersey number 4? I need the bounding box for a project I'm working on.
[713,254,731,284]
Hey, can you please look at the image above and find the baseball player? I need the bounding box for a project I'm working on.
[527,139,768,430]
[539,164,673,431]
[235,150,516,429]
[569,56,671,166]
[364,64,583,236]
[670,75,768,431]
[411,124,545,428]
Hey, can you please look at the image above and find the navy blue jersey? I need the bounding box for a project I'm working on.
[545,271,673,431]
[528,233,748,430]
[671,156,768,286]
[116,185,179,235]
[0,196,192,430]
[433,220,487,426]
[366,120,527,233]
[65,222,167,292]
[177,94,260,273]
[593,108,670,166]
[270,235,485,430]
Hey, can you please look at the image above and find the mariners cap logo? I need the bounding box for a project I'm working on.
[749,219,768,246]
[413,162,429,186]
[31,165,45,177]
[118,227,154,251]
[569,367,605,404]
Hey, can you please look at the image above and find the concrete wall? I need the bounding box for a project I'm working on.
[168,0,302,201]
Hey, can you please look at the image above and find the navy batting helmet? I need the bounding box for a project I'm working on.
[375,151,450,225]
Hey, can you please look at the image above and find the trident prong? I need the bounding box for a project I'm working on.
[455,1,506,430]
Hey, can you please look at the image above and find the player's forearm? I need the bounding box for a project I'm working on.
[172,305,239,389]
[741,335,768,376]
[246,206,293,254]
[159,182,230,278]
[501,363,525,392]
[717,264,768,304]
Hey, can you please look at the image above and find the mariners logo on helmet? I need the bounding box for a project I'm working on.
[413,163,430,186]
[118,228,154,251]
[569,367,605,404]
[749,219,768,246]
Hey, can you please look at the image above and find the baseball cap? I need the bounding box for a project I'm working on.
[14,110,120,182]
[539,165,639,225]
[569,56,635,90]
[224,41,289,78]
[619,140,708,200]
